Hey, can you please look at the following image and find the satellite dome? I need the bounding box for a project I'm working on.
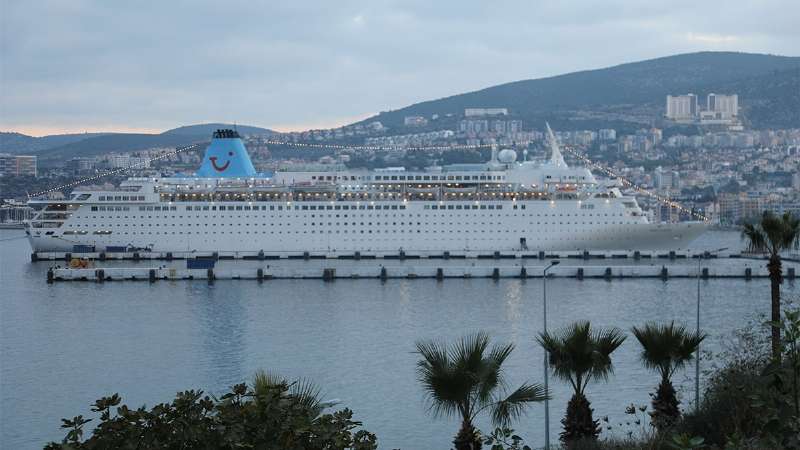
[498,149,517,163]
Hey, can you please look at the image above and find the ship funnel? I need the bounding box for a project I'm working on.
[196,129,257,178]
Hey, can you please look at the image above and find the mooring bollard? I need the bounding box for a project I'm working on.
[355,251,361,260]
[577,268,584,280]
[207,268,215,284]
[258,250,265,260]
[494,251,500,259]
[399,250,406,260]
[323,268,335,281]
[702,267,709,279]
[304,251,310,260]
[64,252,72,262]
[520,267,527,279]
[166,252,173,261]
[669,250,676,259]
[133,252,140,261]
[46,268,54,284]
[380,267,388,281]
[436,268,444,280]
[31,253,38,262]
[492,268,500,280]
[97,269,105,283]
[149,269,156,283]
[257,268,264,282]
[99,252,106,261]
[583,250,590,260]
[661,266,668,280]
[604,267,612,280]
[538,250,545,260]
[634,250,641,260]
[745,267,752,280]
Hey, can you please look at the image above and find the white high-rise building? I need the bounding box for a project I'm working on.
[707,94,738,118]
[665,94,698,120]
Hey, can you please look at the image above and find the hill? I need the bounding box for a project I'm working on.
[1,123,274,165]
[163,123,273,136]
[357,52,800,131]
[0,132,110,154]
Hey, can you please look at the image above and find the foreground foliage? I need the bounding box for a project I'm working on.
[631,322,705,430]
[741,210,800,360]
[416,332,547,450]
[44,371,377,450]
[538,321,626,445]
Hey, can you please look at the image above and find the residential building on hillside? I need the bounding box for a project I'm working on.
[0,154,37,177]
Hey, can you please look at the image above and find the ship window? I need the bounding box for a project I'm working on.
[91,206,98,211]
[456,205,463,210]
[99,196,105,201]
[185,206,191,211]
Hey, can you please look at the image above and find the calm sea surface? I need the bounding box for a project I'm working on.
[2,230,798,449]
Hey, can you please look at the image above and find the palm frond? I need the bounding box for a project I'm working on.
[632,322,706,381]
[539,322,625,394]
[252,370,288,397]
[490,383,548,426]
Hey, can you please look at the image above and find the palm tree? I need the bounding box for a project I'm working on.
[537,321,626,445]
[631,321,706,430]
[416,332,548,450]
[742,211,800,360]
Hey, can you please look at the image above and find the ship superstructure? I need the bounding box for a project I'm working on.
[25,129,706,254]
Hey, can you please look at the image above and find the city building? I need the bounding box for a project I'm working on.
[464,108,508,117]
[403,116,428,127]
[665,94,698,120]
[707,93,738,119]
[0,154,37,177]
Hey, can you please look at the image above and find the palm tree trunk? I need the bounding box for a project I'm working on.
[768,255,782,361]
[651,377,680,431]
[560,393,600,444]
[453,420,481,450]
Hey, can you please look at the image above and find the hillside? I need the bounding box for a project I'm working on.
[163,123,273,136]
[1,123,273,165]
[357,52,800,131]
[0,132,110,154]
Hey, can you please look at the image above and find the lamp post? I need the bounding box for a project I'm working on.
[695,247,727,412]
[543,260,560,450]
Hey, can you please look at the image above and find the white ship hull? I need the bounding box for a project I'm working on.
[27,199,706,254]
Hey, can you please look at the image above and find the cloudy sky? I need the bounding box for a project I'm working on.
[1,0,797,136]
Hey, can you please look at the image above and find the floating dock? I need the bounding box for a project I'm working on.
[47,263,797,283]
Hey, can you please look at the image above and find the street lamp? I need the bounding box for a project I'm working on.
[695,247,727,412]
[543,260,560,450]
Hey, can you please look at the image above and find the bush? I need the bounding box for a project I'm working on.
[44,373,377,450]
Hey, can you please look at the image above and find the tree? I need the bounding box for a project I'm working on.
[537,321,626,445]
[742,211,800,360]
[44,372,377,450]
[632,321,706,430]
[415,332,547,450]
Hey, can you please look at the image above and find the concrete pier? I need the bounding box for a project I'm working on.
[46,262,798,283]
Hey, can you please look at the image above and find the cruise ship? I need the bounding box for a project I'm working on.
[25,128,706,255]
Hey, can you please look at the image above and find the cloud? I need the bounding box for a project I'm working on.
[686,32,741,44]
[0,0,798,135]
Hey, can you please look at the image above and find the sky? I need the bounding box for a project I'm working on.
[1,0,798,136]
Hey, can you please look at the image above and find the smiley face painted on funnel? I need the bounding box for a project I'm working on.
[209,151,234,172]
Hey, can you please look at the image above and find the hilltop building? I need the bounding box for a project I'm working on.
[403,116,428,127]
[464,108,508,117]
[665,94,698,121]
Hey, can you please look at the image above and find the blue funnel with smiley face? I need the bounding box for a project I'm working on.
[195,129,257,178]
